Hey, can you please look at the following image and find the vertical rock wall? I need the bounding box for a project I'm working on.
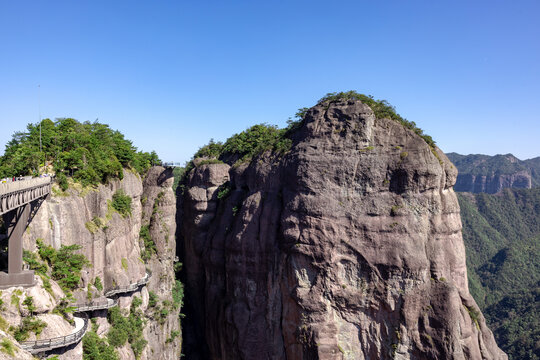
[181,100,507,359]
[19,167,179,360]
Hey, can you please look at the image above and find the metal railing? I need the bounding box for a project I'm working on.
[73,297,118,312]
[104,271,152,297]
[18,271,152,354]
[160,162,182,167]
[0,177,52,216]
[20,314,88,354]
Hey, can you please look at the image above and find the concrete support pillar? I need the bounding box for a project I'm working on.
[0,202,35,288]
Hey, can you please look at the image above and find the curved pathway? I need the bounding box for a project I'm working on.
[20,271,151,354]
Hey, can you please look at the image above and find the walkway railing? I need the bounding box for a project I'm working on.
[73,297,118,312]
[20,315,88,354]
[0,177,52,216]
[160,162,182,167]
[104,271,151,297]
[18,270,151,354]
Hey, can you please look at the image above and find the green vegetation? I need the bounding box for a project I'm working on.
[146,287,182,325]
[11,317,47,341]
[107,297,147,359]
[172,166,186,192]
[0,315,9,331]
[459,188,540,359]
[111,190,132,217]
[220,123,294,161]
[94,277,103,292]
[0,118,160,185]
[172,280,184,309]
[83,329,118,360]
[85,221,99,234]
[53,297,75,325]
[317,91,435,147]
[10,290,22,312]
[465,305,481,330]
[0,338,15,356]
[37,239,90,293]
[139,225,156,261]
[166,330,180,343]
[22,296,35,315]
[447,152,532,177]
[148,291,158,308]
[217,182,232,200]
[121,258,128,271]
[23,249,48,276]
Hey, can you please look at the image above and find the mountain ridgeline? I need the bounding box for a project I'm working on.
[446,152,540,193]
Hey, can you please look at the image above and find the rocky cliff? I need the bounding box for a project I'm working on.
[0,166,180,359]
[446,153,540,193]
[180,99,506,359]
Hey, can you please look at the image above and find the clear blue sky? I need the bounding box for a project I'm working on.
[1,0,539,163]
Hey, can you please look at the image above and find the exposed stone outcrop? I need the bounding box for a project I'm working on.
[0,166,180,360]
[181,99,506,359]
[140,166,181,360]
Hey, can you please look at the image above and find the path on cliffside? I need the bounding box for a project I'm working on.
[20,271,151,355]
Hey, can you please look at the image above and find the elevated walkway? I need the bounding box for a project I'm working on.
[20,315,88,354]
[0,177,52,288]
[20,271,152,355]
[0,177,51,216]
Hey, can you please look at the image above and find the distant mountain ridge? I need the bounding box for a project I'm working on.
[458,188,540,359]
[446,152,540,193]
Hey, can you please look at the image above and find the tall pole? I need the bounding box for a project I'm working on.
[38,85,42,153]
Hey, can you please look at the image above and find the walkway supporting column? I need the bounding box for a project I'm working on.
[0,202,35,288]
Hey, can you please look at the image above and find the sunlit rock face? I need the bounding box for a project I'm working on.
[21,167,180,360]
[181,99,507,360]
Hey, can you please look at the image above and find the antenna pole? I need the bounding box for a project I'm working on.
[38,85,42,153]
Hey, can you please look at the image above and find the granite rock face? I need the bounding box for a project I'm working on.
[16,167,179,360]
[181,99,506,359]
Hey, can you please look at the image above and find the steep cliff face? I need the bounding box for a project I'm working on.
[14,166,180,360]
[140,167,182,360]
[181,99,506,359]
[453,171,531,194]
[446,153,539,193]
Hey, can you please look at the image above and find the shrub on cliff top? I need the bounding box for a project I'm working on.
[317,91,435,147]
[0,118,160,185]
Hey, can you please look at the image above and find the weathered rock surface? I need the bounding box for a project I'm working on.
[181,99,507,359]
[140,166,181,360]
[0,166,181,360]
[0,331,34,360]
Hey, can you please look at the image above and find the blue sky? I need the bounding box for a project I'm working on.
[1,0,539,163]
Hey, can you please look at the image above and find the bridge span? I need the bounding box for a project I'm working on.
[0,177,52,288]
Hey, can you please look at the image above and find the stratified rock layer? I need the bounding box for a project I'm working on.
[181,99,507,359]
